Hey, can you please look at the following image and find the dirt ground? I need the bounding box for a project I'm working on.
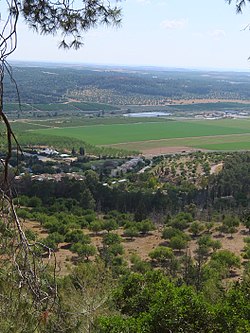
[141,146,200,157]
[23,220,249,276]
[167,98,250,105]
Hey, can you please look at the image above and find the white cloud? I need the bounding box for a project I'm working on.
[161,19,188,30]
[208,29,226,40]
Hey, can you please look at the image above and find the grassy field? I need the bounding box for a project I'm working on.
[8,117,250,153]
[33,119,250,149]
[4,101,119,113]
[167,101,250,112]
[24,116,169,128]
[110,133,250,152]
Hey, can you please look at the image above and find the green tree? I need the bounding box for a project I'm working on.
[79,146,85,156]
[211,250,241,274]
[71,243,96,261]
[123,227,139,240]
[103,219,118,233]
[16,208,32,222]
[130,254,150,273]
[100,271,214,332]
[4,0,122,52]
[189,221,204,237]
[65,229,90,244]
[137,219,155,235]
[242,214,250,233]
[89,220,104,235]
[149,246,174,263]
[0,0,122,327]
[149,246,175,274]
[170,212,193,231]
[162,226,183,240]
[28,196,42,208]
[221,215,240,238]
[103,233,121,246]
[41,232,65,251]
[169,235,188,253]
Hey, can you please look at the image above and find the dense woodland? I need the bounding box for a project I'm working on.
[16,152,250,216]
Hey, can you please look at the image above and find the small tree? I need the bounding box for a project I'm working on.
[79,147,85,156]
[243,239,250,259]
[65,229,90,244]
[210,250,241,274]
[103,219,118,233]
[89,220,104,235]
[222,215,240,238]
[130,254,150,273]
[242,215,250,234]
[16,208,32,222]
[28,196,42,208]
[103,233,121,246]
[123,227,139,240]
[170,212,193,231]
[205,221,214,234]
[107,243,124,257]
[138,220,155,235]
[189,221,204,237]
[169,236,188,253]
[210,239,222,252]
[41,232,65,251]
[162,227,183,240]
[149,246,174,267]
[71,243,96,261]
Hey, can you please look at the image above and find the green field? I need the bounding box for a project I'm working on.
[4,101,119,114]
[7,117,249,153]
[25,116,169,128]
[167,102,250,112]
[33,119,250,150]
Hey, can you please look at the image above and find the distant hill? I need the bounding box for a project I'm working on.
[4,63,250,105]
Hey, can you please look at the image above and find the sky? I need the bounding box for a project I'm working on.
[7,0,250,70]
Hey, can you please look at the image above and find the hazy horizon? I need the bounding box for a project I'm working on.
[7,0,250,71]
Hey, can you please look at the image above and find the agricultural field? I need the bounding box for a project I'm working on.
[19,115,167,128]
[4,101,120,119]
[30,118,250,153]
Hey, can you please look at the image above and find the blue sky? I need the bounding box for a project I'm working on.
[9,0,250,70]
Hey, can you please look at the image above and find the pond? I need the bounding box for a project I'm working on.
[123,111,172,118]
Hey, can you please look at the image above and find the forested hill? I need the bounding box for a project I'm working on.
[4,63,250,104]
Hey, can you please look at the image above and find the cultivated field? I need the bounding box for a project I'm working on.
[31,118,250,153]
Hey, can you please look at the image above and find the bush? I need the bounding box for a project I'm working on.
[103,233,121,246]
[162,227,183,240]
[137,220,155,235]
[65,229,90,244]
[103,219,118,233]
[169,236,188,252]
[123,228,139,240]
[71,243,96,260]
[89,220,104,234]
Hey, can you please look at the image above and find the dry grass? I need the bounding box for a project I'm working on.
[23,219,249,277]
